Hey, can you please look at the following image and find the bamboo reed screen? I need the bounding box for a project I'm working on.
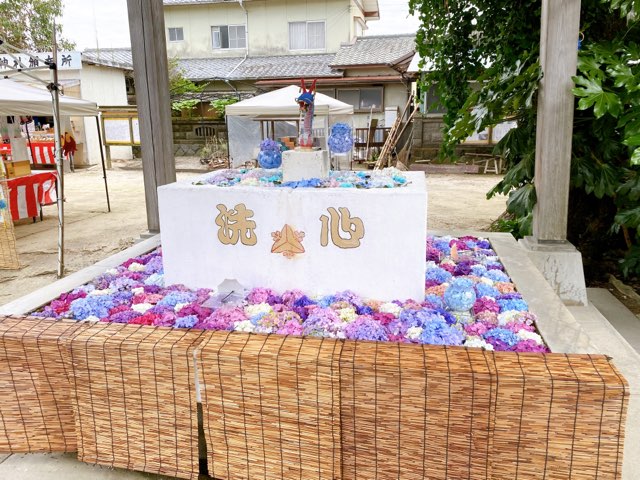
[65,323,206,480]
[198,332,342,480]
[0,179,20,270]
[0,315,629,480]
[0,316,84,452]
[198,334,628,480]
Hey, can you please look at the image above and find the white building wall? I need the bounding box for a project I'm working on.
[165,0,355,59]
[80,65,132,164]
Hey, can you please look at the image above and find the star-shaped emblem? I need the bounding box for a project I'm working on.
[271,224,305,258]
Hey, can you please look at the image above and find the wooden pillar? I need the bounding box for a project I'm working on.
[532,0,581,242]
[126,0,176,233]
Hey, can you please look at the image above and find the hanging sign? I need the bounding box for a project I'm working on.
[0,51,82,71]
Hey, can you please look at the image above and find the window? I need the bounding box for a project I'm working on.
[421,85,446,115]
[289,21,326,50]
[168,27,184,42]
[212,25,246,49]
[337,87,383,112]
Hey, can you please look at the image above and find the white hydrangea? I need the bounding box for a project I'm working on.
[88,288,111,296]
[464,336,494,350]
[105,268,119,276]
[498,310,520,325]
[516,330,543,344]
[131,287,145,295]
[234,320,255,332]
[245,302,272,317]
[379,302,402,317]
[132,303,153,314]
[128,262,146,272]
[480,277,494,285]
[406,326,423,340]
[175,303,190,312]
[338,307,357,323]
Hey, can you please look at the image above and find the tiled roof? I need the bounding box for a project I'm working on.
[331,34,416,67]
[82,49,133,70]
[178,54,342,81]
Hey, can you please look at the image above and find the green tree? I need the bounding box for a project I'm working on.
[0,0,74,51]
[409,0,640,278]
[168,58,206,116]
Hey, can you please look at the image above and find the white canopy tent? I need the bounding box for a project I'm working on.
[226,85,354,166]
[0,77,111,277]
[0,78,98,116]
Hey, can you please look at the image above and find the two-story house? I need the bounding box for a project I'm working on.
[160,0,416,127]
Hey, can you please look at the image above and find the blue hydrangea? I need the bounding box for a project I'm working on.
[497,298,529,312]
[174,315,198,329]
[470,265,488,277]
[475,284,500,298]
[484,328,519,347]
[424,294,444,309]
[420,319,465,346]
[485,270,511,283]
[433,239,451,255]
[425,267,452,284]
[158,291,197,308]
[443,278,477,311]
[69,295,115,320]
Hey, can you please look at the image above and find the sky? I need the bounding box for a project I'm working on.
[61,0,420,51]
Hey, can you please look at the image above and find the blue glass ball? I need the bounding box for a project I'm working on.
[258,149,282,169]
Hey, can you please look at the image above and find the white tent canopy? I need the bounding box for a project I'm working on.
[226,85,354,117]
[0,78,98,117]
[225,85,354,166]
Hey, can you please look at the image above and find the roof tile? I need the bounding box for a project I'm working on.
[331,34,416,67]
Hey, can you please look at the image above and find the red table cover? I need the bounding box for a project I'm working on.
[6,171,58,221]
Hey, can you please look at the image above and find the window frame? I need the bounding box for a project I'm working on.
[168,27,184,43]
[211,24,247,50]
[288,20,326,51]
[336,87,384,113]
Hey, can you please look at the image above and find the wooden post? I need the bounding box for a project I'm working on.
[521,0,588,305]
[126,0,176,233]
[532,0,581,242]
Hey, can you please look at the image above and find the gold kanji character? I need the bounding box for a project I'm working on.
[215,203,257,246]
[320,207,364,249]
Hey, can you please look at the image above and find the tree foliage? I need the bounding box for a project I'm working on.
[409,0,640,278]
[168,58,206,115]
[0,0,74,51]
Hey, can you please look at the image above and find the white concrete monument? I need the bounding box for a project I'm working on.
[281,149,330,182]
[158,171,427,300]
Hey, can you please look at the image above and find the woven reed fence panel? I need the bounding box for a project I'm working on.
[66,323,205,480]
[0,180,20,270]
[0,316,85,452]
[489,353,628,480]
[340,343,496,480]
[198,332,342,480]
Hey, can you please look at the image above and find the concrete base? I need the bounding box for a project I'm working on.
[519,236,588,306]
[282,149,329,182]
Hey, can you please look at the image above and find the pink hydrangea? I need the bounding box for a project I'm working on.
[202,307,247,330]
[474,311,499,325]
[426,285,448,297]
[465,321,491,337]
[495,282,516,293]
[247,287,277,304]
[277,319,304,336]
[473,297,500,315]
